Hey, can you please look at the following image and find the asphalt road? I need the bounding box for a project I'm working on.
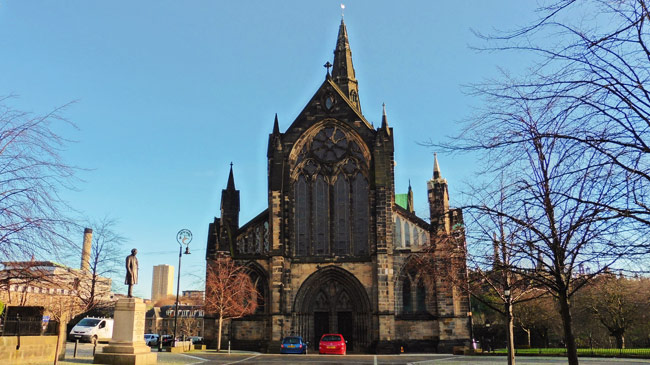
[60,343,650,365]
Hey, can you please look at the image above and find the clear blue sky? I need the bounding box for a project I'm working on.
[0,1,540,298]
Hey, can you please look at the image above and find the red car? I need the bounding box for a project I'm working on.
[318,333,347,355]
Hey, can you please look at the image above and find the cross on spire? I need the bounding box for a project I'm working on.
[324,61,332,76]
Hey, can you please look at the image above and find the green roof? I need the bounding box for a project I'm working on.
[395,194,408,210]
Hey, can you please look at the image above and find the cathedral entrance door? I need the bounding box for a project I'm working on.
[337,311,353,350]
[292,266,371,352]
[313,312,329,347]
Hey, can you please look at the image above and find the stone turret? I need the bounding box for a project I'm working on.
[428,153,449,232]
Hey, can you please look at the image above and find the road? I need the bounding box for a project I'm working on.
[59,343,650,365]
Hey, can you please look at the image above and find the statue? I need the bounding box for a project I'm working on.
[125,248,138,298]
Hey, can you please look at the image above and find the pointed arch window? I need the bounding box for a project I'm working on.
[416,281,426,312]
[313,175,330,255]
[295,176,310,256]
[291,123,370,257]
[333,174,350,255]
[402,278,412,313]
[352,172,369,255]
[404,222,411,247]
[400,268,429,315]
[249,270,267,314]
[394,217,402,247]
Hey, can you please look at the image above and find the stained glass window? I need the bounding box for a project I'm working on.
[404,223,411,247]
[416,281,426,312]
[394,217,402,247]
[291,123,369,258]
[295,176,310,256]
[402,279,412,313]
[352,173,369,255]
[333,174,350,255]
[313,175,329,255]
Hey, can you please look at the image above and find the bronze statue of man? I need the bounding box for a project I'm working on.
[125,248,139,298]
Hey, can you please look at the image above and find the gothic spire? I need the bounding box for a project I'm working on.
[272,113,280,135]
[380,103,391,136]
[433,152,441,179]
[407,180,414,213]
[332,18,361,111]
[226,162,236,190]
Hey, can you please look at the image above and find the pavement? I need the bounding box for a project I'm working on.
[52,343,650,365]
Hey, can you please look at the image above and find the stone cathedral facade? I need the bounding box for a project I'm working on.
[204,20,471,353]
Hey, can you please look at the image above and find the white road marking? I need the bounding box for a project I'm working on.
[181,353,209,364]
[407,356,457,364]
[374,355,378,365]
[224,354,261,364]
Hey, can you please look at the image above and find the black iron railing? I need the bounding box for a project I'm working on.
[0,316,59,336]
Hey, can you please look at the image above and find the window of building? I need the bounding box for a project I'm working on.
[416,281,426,312]
[292,124,370,257]
[404,223,411,247]
[400,266,428,315]
[402,279,412,313]
[394,217,402,247]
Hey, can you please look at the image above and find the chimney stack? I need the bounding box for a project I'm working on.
[81,228,93,272]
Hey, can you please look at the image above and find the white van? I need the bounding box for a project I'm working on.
[69,317,114,343]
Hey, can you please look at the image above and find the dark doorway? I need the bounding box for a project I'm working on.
[314,311,329,346]
[337,311,353,351]
[293,267,372,352]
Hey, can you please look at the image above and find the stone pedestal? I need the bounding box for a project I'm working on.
[94,298,157,365]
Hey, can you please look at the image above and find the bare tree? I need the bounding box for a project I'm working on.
[436,88,640,364]
[574,273,647,349]
[513,294,559,348]
[0,96,79,262]
[0,262,57,305]
[464,179,551,365]
[78,217,125,312]
[204,254,258,351]
[414,179,546,364]
[472,0,650,232]
[437,2,650,363]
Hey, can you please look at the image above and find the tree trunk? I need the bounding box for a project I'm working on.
[506,300,515,365]
[615,333,624,349]
[217,315,223,352]
[557,291,579,365]
[54,319,67,364]
[522,327,531,348]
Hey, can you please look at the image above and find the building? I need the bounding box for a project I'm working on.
[145,305,204,337]
[204,20,471,353]
[0,229,113,316]
[151,264,174,303]
[182,290,204,302]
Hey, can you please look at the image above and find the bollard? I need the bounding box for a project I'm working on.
[74,340,78,358]
[93,340,97,356]
[228,340,231,354]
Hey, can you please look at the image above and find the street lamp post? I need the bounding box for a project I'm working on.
[173,229,192,347]
[504,288,514,365]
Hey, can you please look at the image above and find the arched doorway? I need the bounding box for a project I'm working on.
[292,266,371,352]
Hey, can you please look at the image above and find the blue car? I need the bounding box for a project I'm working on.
[280,336,308,354]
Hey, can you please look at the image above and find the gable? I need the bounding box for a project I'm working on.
[282,78,375,147]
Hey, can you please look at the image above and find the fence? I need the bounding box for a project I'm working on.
[0,316,59,336]
[487,347,650,358]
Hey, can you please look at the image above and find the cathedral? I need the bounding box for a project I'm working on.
[205,19,471,354]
